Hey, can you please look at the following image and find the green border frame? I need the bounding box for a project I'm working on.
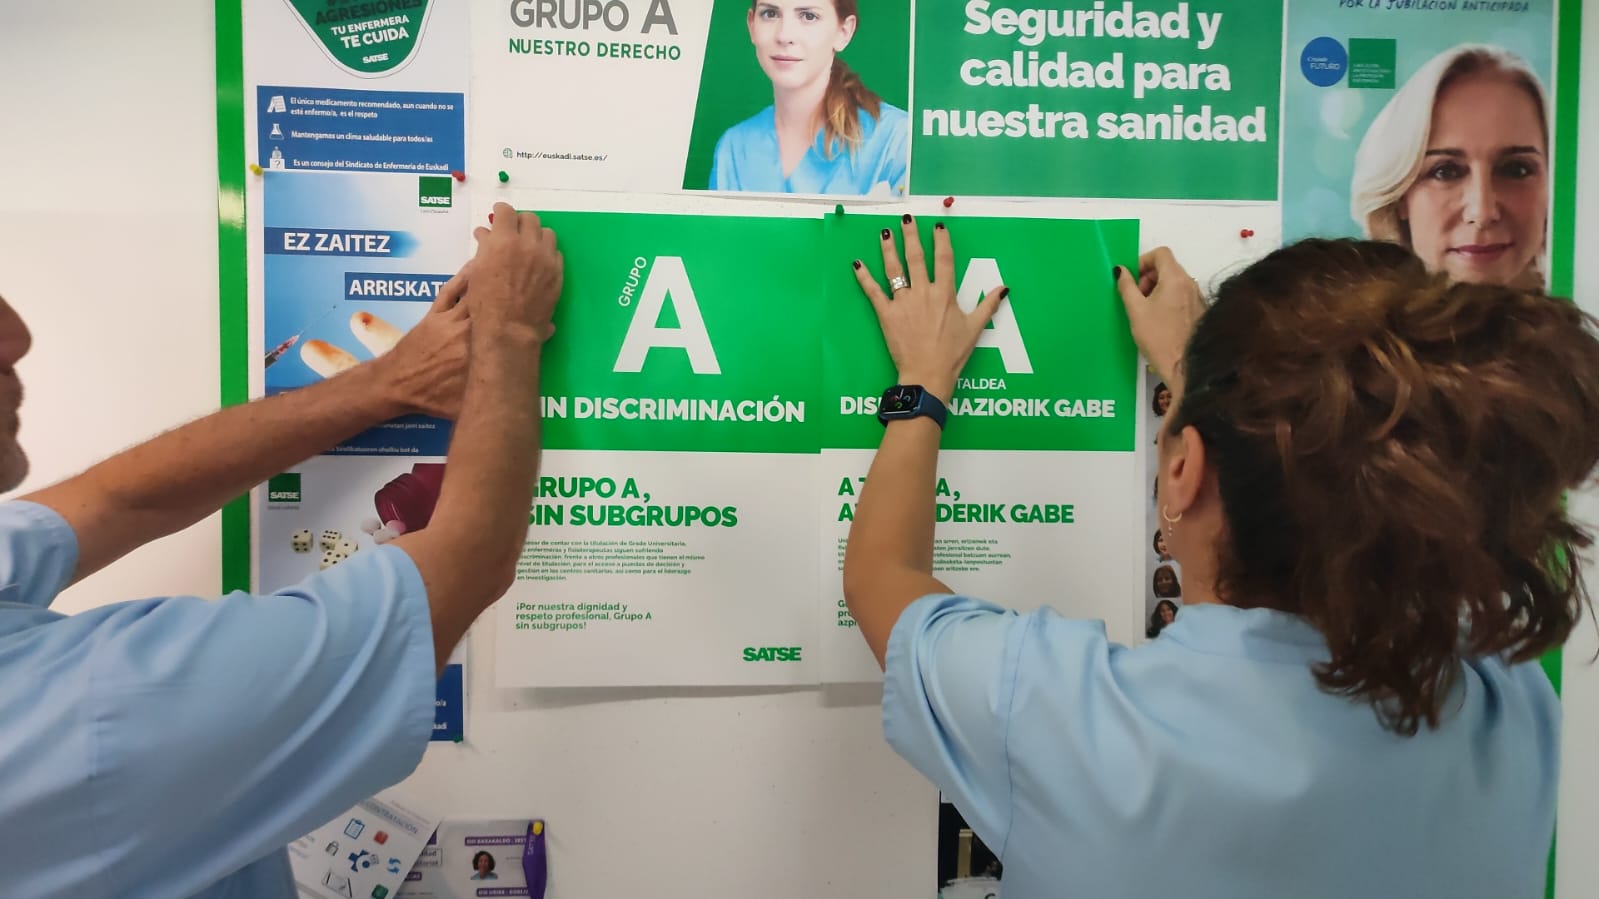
[217,0,249,595]
[213,0,1585,891]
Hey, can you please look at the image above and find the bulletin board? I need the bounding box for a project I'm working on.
[215,1,1584,896]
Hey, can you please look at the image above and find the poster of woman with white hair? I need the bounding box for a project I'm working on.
[1281,1,1559,290]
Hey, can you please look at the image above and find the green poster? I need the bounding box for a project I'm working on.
[284,0,433,76]
[910,1,1282,200]
[680,0,911,195]
[822,214,1140,450]
[535,211,821,454]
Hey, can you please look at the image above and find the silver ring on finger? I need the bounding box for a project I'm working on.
[889,276,910,292]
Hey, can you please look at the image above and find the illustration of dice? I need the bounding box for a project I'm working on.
[291,529,312,553]
[320,549,349,571]
[336,539,359,556]
[319,529,342,551]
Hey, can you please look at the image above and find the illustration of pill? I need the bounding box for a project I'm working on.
[351,311,403,357]
[301,340,359,378]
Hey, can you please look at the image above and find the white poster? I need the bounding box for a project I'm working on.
[819,451,1141,683]
[472,0,911,197]
[289,787,441,899]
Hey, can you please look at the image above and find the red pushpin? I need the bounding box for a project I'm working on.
[942,196,955,208]
[488,213,494,224]
[1240,228,1255,238]
[451,170,466,182]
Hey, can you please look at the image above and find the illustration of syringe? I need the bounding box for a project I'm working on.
[263,303,339,368]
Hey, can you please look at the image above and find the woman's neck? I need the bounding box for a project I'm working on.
[1171,550,1223,607]
[772,77,829,143]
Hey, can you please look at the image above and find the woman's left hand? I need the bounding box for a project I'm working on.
[853,215,1008,403]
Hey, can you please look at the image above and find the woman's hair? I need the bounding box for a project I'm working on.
[472,851,495,872]
[1153,564,1182,598]
[752,0,883,158]
[1350,45,1550,280]
[1147,600,1179,638]
[1169,237,1599,735]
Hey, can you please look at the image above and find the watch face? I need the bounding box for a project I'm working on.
[882,386,922,414]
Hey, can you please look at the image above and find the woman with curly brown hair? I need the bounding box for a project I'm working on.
[842,218,1599,898]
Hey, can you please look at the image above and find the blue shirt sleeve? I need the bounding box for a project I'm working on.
[0,542,437,898]
[0,500,80,608]
[874,107,909,196]
[881,593,1028,854]
[710,130,737,191]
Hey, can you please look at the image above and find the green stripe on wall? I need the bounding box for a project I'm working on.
[1545,0,1582,894]
[216,0,250,595]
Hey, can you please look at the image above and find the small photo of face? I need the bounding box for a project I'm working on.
[1152,382,1172,417]
[1153,564,1181,598]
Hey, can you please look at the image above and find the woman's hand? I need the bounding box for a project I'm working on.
[1114,247,1206,396]
[853,215,1008,403]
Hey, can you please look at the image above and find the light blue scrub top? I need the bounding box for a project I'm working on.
[0,501,436,898]
[885,594,1559,898]
[709,103,909,196]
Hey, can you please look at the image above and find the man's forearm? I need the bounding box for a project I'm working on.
[395,325,543,668]
[427,327,542,564]
[24,364,408,584]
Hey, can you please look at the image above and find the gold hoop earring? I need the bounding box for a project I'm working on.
[1161,505,1183,525]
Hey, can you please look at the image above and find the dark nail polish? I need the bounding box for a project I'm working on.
[935,222,946,231]
[996,288,1010,301]
[852,259,862,270]
[881,228,891,240]
[1112,266,1122,280]
[902,213,913,224]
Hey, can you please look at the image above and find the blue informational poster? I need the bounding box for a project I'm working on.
[262,170,468,456]
[257,86,466,175]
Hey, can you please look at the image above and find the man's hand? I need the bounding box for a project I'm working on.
[468,203,563,341]
[393,201,565,671]
[371,269,472,420]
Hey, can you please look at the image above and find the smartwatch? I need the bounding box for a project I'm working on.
[877,384,948,429]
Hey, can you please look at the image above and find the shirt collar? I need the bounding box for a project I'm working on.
[1158,603,1331,663]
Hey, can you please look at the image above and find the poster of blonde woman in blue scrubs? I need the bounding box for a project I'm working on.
[686,0,910,198]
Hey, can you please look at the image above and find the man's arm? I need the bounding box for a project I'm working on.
[21,277,469,586]
[393,203,562,670]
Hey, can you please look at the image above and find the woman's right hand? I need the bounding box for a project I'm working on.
[1114,247,1205,396]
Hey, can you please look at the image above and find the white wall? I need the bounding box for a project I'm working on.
[0,2,222,613]
[1554,3,1599,896]
[2,4,1596,898]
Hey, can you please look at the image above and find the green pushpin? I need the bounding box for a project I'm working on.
[834,203,844,216]
[498,170,510,183]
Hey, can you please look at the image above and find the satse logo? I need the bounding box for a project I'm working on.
[956,258,1032,373]
[743,646,802,662]
[614,256,721,374]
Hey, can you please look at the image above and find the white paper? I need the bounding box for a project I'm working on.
[290,787,441,899]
